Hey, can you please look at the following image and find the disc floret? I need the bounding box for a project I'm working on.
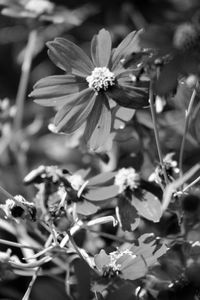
[86,67,115,94]
[114,167,140,193]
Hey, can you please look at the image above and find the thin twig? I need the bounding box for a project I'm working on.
[183,174,200,192]
[14,29,37,132]
[22,267,40,300]
[162,163,200,212]
[0,185,16,202]
[149,80,168,185]
[67,231,86,262]
[179,86,197,177]
[0,239,41,251]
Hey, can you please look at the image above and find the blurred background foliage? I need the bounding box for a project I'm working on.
[1,1,200,299]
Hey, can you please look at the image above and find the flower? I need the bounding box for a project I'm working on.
[30,29,149,151]
[139,18,200,95]
[0,0,98,25]
[114,167,140,193]
[94,234,168,280]
[0,0,55,18]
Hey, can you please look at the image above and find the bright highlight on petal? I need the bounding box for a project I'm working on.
[86,67,115,94]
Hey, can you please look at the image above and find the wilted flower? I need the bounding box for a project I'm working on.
[30,29,149,150]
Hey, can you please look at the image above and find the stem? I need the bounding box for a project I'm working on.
[183,175,200,192]
[22,267,40,300]
[179,86,197,177]
[149,81,168,185]
[0,185,16,202]
[0,239,41,251]
[13,29,37,132]
[67,231,86,262]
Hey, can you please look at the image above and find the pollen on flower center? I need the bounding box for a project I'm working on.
[86,67,115,93]
[114,167,140,193]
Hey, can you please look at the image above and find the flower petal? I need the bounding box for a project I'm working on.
[84,94,111,151]
[32,86,91,108]
[111,30,142,71]
[47,38,94,77]
[94,249,110,271]
[54,90,95,133]
[107,72,149,109]
[30,75,88,106]
[91,29,112,67]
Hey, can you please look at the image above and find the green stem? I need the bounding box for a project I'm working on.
[0,185,16,202]
[179,86,197,177]
[22,267,40,300]
[149,81,168,185]
[14,29,37,132]
[0,239,41,250]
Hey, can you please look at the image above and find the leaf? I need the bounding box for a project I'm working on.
[132,192,162,222]
[73,259,91,300]
[31,276,69,300]
[84,185,119,201]
[112,106,135,130]
[87,172,116,187]
[106,283,135,300]
[94,249,110,271]
[76,200,99,215]
[117,196,139,231]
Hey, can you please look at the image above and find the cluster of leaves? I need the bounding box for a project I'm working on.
[1,1,200,300]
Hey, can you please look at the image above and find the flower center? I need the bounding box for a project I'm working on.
[114,167,140,193]
[86,67,115,94]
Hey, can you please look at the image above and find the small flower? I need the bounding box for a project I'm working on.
[114,167,140,193]
[94,234,167,281]
[30,29,149,151]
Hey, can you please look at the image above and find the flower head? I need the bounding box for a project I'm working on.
[30,29,149,151]
[114,167,140,193]
[94,234,167,280]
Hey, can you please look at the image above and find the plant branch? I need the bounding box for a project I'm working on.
[13,29,37,133]
[149,81,168,185]
[179,86,197,177]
